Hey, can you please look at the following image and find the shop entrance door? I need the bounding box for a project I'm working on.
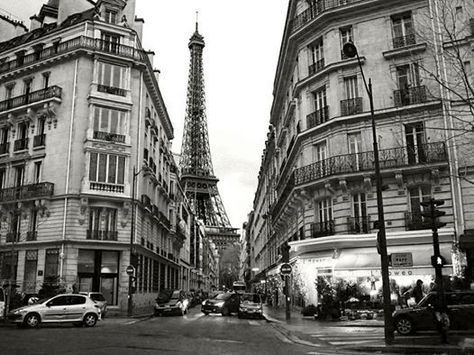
[100,277,116,305]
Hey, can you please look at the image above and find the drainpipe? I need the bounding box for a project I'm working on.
[60,58,79,279]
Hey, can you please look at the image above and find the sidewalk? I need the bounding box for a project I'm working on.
[263,304,474,354]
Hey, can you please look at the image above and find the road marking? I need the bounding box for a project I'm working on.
[124,319,140,325]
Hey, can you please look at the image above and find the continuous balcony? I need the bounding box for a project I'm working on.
[306,106,329,129]
[33,134,46,147]
[0,86,62,113]
[0,182,54,203]
[93,131,125,143]
[86,230,118,241]
[90,182,124,193]
[0,142,9,155]
[0,36,144,76]
[291,0,365,32]
[97,84,126,97]
[394,85,427,107]
[13,138,28,152]
[311,221,335,238]
[340,97,363,116]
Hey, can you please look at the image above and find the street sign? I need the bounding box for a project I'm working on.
[126,265,135,276]
[280,263,292,275]
[390,253,413,267]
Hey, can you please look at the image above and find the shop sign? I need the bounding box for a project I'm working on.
[390,253,413,267]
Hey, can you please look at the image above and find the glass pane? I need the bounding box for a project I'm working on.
[110,110,118,133]
[101,251,118,273]
[93,107,100,131]
[98,154,107,182]
[89,153,97,181]
[78,250,95,273]
[113,65,121,88]
[117,156,125,184]
[102,63,111,86]
[101,108,109,131]
[108,155,117,183]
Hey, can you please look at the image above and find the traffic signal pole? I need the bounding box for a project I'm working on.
[285,275,290,321]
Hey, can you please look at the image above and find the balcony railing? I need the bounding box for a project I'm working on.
[271,173,295,219]
[0,182,54,202]
[141,194,152,208]
[0,36,144,76]
[0,142,9,155]
[97,84,126,96]
[295,142,447,186]
[86,230,118,241]
[93,131,125,143]
[311,221,335,238]
[0,86,62,113]
[89,182,124,193]
[340,97,363,116]
[392,33,416,49]
[291,0,364,32]
[26,231,37,241]
[6,232,19,243]
[347,216,371,234]
[308,58,325,76]
[33,134,46,147]
[306,106,329,129]
[13,138,28,151]
[405,212,432,231]
[394,85,427,106]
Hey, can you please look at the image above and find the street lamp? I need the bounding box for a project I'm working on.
[128,165,147,317]
[343,42,394,344]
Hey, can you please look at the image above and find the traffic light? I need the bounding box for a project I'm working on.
[421,198,447,230]
[130,276,137,294]
[431,255,448,268]
[281,242,290,263]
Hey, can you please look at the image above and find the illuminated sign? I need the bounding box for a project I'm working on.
[390,253,413,267]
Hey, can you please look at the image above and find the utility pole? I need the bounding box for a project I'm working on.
[281,242,291,321]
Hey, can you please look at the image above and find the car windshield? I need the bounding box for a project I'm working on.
[240,294,261,303]
[215,293,232,300]
[418,293,435,306]
[90,294,105,302]
[157,290,173,302]
[170,291,181,299]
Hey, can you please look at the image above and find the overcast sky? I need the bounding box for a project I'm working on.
[2,0,288,229]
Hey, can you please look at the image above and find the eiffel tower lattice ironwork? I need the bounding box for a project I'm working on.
[180,22,238,249]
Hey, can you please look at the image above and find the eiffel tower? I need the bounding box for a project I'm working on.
[180,21,239,253]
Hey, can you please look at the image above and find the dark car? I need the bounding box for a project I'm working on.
[393,291,474,335]
[238,293,263,319]
[154,290,189,316]
[201,292,240,316]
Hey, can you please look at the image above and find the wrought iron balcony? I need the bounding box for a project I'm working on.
[394,85,427,106]
[347,216,371,234]
[286,135,296,157]
[93,131,125,143]
[311,221,335,238]
[0,86,62,113]
[86,230,118,241]
[159,211,171,229]
[13,138,28,151]
[0,36,144,76]
[308,58,325,76]
[97,84,126,96]
[405,212,433,231]
[0,182,54,203]
[89,182,124,193]
[306,106,329,129]
[393,33,416,49]
[26,231,37,241]
[291,0,365,32]
[141,194,152,208]
[0,142,9,155]
[33,134,46,147]
[271,173,295,219]
[295,142,446,186]
[6,232,19,243]
[340,97,363,116]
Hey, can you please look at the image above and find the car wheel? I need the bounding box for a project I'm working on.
[221,307,230,316]
[395,317,414,335]
[83,313,98,327]
[24,313,41,328]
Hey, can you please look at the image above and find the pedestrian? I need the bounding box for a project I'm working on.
[433,293,449,344]
[413,279,424,304]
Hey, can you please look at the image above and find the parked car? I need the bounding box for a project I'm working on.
[7,294,101,328]
[80,292,107,318]
[393,290,474,335]
[238,293,263,319]
[154,289,189,316]
[201,292,240,316]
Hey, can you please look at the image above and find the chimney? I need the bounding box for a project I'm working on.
[29,15,42,30]
[154,69,160,83]
[145,50,155,66]
[133,16,144,42]
[57,0,94,25]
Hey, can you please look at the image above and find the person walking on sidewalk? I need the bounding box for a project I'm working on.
[413,279,424,304]
[433,292,450,344]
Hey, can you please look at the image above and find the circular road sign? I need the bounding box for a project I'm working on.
[126,265,135,276]
[280,263,292,275]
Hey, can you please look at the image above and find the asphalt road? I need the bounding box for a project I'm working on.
[0,307,325,355]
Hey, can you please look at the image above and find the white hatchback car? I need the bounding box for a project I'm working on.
[7,294,101,328]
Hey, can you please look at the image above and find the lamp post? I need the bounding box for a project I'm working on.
[128,165,146,317]
[343,42,394,344]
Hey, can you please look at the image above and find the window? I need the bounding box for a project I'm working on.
[89,152,125,185]
[42,72,50,89]
[24,250,37,292]
[348,132,362,170]
[318,199,332,223]
[16,122,29,151]
[34,161,42,183]
[93,106,126,135]
[0,251,18,280]
[14,165,24,187]
[104,8,118,24]
[344,76,358,100]
[352,193,368,233]
[395,63,425,106]
[5,84,13,101]
[101,32,120,53]
[37,116,46,136]
[0,127,8,155]
[405,122,426,164]
[69,295,86,305]
[307,86,328,128]
[48,296,68,307]
[340,26,353,59]
[30,209,38,233]
[98,62,126,93]
[9,213,20,241]
[392,12,415,48]
[341,76,361,115]
[0,169,4,189]
[409,185,431,218]
[309,39,324,75]
[89,207,117,237]
[23,79,33,96]
[45,248,59,277]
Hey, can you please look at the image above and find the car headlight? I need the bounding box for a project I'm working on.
[202,301,206,306]
[176,302,182,307]
[13,309,27,314]
[215,301,225,307]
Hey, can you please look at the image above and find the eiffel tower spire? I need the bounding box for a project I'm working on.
[180,22,238,249]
